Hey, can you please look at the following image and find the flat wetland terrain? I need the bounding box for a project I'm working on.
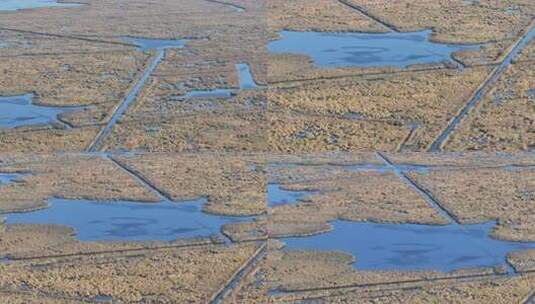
[1,0,535,303]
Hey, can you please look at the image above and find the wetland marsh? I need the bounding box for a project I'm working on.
[1,0,535,302]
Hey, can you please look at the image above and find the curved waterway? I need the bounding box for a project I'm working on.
[268,30,476,68]
[4,198,250,241]
[270,182,535,272]
[0,94,82,128]
[0,0,80,11]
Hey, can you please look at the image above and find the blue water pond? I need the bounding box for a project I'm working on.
[284,220,535,272]
[270,180,535,272]
[0,173,24,185]
[0,94,82,128]
[268,30,476,68]
[0,0,80,11]
[4,198,249,241]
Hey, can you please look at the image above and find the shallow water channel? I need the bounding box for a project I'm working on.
[122,37,187,51]
[268,30,476,68]
[236,63,258,89]
[0,94,82,128]
[122,38,258,99]
[184,89,234,99]
[4,198,250,241]
[182,63,257,99]
[270,182,535,272]
[0,0,80,11]
[268,184,313,207]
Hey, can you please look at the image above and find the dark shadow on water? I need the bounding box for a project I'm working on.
[268,30,478,68]
[4,198,251,241]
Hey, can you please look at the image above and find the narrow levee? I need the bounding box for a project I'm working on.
[86,50,165,152]
[270,271,504,297]
[336,0,397,32]
[202,0,245,12]
[209,242,267,304]
[524,290,535,304]
[376,152,457,223]
[106,155,173,202]
[429,20,535,151]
